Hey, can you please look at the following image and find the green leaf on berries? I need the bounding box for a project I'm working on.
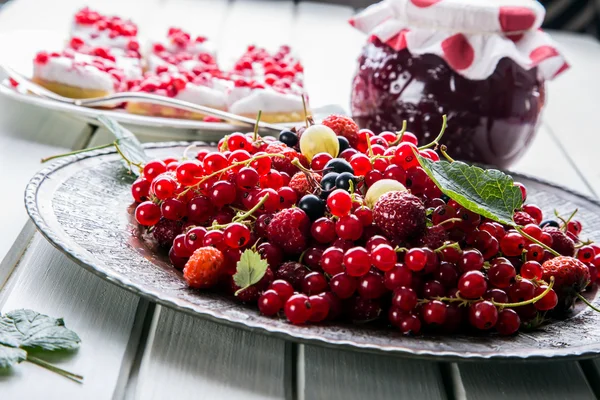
[417,156,523,226]
[98,115,150,174]
[233,249,268,295]
[0,309,81,351]
[0,344,26,369]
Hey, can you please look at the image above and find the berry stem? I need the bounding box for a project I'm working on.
[418,115,447,151]
[114,141,144,174]
[434,241,461,254]
[555,209,578,231]
[390,120,408,146]
[514,226,561,257]
[394,247,409,253]
[183,144,197,160]
[253,110,262,142]
[301,95,309,128]
[436,218,463,228]
[41,143,115,163]
[27,355,83,383]
[439,145,455,163]
[233,193,270,222]
[575,292,600,313]
[492,277,554,309]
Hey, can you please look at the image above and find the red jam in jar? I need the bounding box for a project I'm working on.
[351,38,545,168]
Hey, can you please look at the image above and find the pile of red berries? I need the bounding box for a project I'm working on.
[130,114,599,336]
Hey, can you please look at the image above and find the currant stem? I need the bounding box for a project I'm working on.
[27,355,83,383]
[182,144,197,160]
[492,277,555,309]
[575,292,600,313]
[439,145,455,162]
[394,247,409,253]
[366,133,374,158]
[114,142,144,174]
[233,193,270,222]
[514,225,561,257]
[390,120,408,146]
[301,95,309,129]
[436,218,463,228]
[418,115,447,151]
[434,241,461,253]
[41,143,115,163]
[253,110,262,142]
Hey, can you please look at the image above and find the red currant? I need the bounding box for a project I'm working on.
[500,232,526,257]
[405,248,428,272]
[458,270,487,299]
[335,214,363,241]
[533,285,558,311]
[311,217,337,244]
[135,201,161,226]
[496,308,520,335]
[343,247,371,277]
[161,198,186,220]
[392,287,418,311]
[327,189,352,217]
[131,178,150,202]
[143,160,167,181]
[330,273,357,299]
[520,261,543,280]
[258,289,282,316]
[284,294,312,324]
[223,223,251,248]
[357,272,386,299]
[370,244,397,272]
[308,295,330,322]
[422,300,447,326]
[302,272,328,295]
[320,247,345,275]
[270,279,294,302]
[469,301,498,330]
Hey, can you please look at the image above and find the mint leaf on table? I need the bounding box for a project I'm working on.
[0,344,26,369]
[97,115,150,174]
[0,309,82,382]
[0,309,80,351]
[418,156,523,226]
[233,249,268,295]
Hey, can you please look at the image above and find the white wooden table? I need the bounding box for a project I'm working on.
[0,0,600,399]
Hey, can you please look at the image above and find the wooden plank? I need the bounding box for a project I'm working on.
[542,32,600,196]
[0,235,143,400]
[300,345,446,400]
[453,362,596,400]
[133,306,288,400]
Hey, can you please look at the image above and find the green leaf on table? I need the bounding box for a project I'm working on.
[0,344,26,369]
[0,309,81,351]
[417,156,523,226]
[97,115,150,174]
[0,309,82,381]
[233,249,268,295]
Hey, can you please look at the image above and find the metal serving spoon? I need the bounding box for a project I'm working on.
[1,64,306,132]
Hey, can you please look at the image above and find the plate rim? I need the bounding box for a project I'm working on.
[24,141,600,362]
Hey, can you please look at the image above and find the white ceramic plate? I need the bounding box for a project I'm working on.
[0,30,344,137]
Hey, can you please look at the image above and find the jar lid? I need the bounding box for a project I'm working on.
[350,0,568,80]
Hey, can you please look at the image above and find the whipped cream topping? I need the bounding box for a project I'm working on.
[176,79,230,109]
[228,87,304,115]
[34,53,117,92]
[70,24,137,51]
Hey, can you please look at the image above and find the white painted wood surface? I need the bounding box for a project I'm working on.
[0,0,599,399]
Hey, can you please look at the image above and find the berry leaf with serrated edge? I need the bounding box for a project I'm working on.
[417,156,523,226]
[0,344,26,369]
[0,309,81,351]
[233,249,268,295]
[97,115,150,175]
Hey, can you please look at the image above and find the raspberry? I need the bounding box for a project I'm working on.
[542,256,590,311]
[152,218,183,247]
[267,208,310,254]
[414,225,448,249]
[322,115,359,147]
[183,247,225,289]
[514,211,536,226]
[265,143,308,176]
[542,226,575,257]
[289,172,321,197]
[373,191,426,242]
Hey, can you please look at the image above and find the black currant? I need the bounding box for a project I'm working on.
[324,158,354,175]
[337,136,350,153]
[321,172,339,193]
[335,172,357,192]
[299,194,325,221]
[540,220,560,228]
[279,129,298,147]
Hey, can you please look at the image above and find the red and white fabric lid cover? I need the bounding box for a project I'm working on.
[349,0,568,80]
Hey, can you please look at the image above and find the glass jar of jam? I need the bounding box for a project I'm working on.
[349,0,567,168]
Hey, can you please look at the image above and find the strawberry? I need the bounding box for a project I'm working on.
[322,115,359,147]
[513,210,536,226]
[541,256,590,312]
[289,171,321,197]
[183,246,225,289]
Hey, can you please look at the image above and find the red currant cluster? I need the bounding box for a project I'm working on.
[129,114,598,335]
